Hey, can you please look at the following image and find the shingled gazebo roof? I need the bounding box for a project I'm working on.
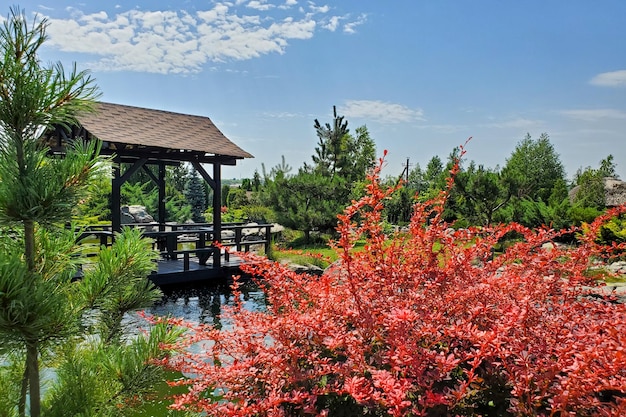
[74,102,253,163]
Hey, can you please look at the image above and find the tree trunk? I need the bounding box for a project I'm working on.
[26,342,41,417]
[23,220,41,417]
[18,365,27,417]
[24,220,35,273]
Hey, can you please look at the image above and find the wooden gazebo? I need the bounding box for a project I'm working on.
[45,102,253,272]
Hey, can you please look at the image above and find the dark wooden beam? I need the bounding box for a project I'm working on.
[212,162,222,268]
[141,164,159,185]
[111,155,122,233]
[191,161,216,190]
[119,158,148,184]
[98,147,240,165]
[158,162,166,231]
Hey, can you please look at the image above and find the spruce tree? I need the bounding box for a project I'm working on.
[184,167,207,222]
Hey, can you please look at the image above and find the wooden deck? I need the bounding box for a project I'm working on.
[79,222,272,286]
[151,252,245,286]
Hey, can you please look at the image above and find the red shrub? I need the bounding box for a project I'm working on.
[164,152,626,416]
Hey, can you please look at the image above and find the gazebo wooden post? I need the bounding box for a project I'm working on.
[191,161,221,267]
[158,162,166,232]
[213,162,222,268]
[111,155,122,233]
[111,157,149,233]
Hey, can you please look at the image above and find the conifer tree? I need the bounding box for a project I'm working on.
[0,8,179,416]
[184,167,207,222]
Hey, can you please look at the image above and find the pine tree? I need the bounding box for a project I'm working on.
[184,167,207,222]
[0,8,178,416]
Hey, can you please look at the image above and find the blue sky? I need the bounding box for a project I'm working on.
[11,1,626,180]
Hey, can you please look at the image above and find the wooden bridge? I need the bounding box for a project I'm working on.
[79,222,274,286]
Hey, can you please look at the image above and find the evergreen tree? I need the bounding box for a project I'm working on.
[252,169,262,191]
[0,8,178,416]
[311,105,350,178]
[184,167,206,222]
[502,133,565,202]
[455,163,511,226]
[262,108,376,242]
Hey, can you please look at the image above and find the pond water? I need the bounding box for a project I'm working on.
[146,280,268,327]
[124,280,269,416]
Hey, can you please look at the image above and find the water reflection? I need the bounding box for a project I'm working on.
[147,280,267,329]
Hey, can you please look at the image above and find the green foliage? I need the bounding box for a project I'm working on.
[75,162,112,223]
[599,215,626,244]
[573,166,606,210]
[117,163,197,224]
[455,163,510,226]
[43,322,183,417]
[166,193,192,224]
[599,154,617,178]
[80,227,161,343]
[385,186,415,225]
[184,168,206,223]
[268,170,349,242]
[261,108,376,242]
[0,7,178,416]
[502,133,565,202]
[167,164,196,223]
[243,205,275,223]
[569,204,603,226]
[221,184,230,207]
[121,181,158,214]
[226,187,249,209]
[252,170,262,190]
[505,198,571,230]
[424,155,447,191]
[0,353,22,417]
[311,105,350,178]
[0,140,104,225]
[0,227,178,416]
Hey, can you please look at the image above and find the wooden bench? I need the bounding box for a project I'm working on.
[166,247,217,271]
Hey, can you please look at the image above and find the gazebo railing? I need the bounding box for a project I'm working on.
[77,222,274,271]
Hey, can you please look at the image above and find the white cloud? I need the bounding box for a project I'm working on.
[590,70,626,87]
[344,13,366,34]
[308,2,330,14]
[561,108,626,121]
[340,100,425,124]
[262,111,303,118]
[480,117,543,129]
[247,1,273,11]
[322,15,340,31]
[42,2,361,74]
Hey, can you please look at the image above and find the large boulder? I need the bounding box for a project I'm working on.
[241,222,285,240]
[604,178,626,207]
[120,205,155,224]
[569,177,626,207]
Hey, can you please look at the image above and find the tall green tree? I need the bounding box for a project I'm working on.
[263,108,376,242]
[455,163,511,226]
[184,166,206,222]
[270,170,344,242]
[599,154,617,178]
[311,105,350,179]
[502,133,565,202]
[0,8,178,416]
[572,156,615,211]
[0,9,101,415]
